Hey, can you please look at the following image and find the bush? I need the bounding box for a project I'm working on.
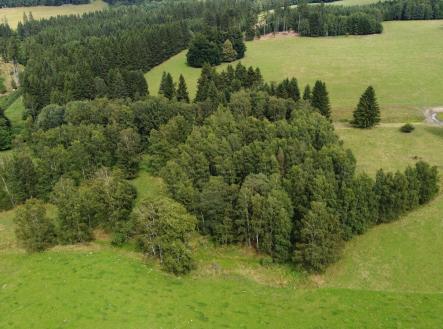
[400,123,415,133]
[162,241,195,275]
[14,198,56,252]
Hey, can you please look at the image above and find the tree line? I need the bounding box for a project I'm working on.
[259,0,442,37]
[0,0,88,7]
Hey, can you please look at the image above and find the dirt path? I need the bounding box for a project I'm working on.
[424,107,443,125]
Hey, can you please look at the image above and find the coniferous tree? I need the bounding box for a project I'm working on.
[287,78,300,102]
[195,64,215,102]
[176,74,190,103]
[352,86,380,128]
[303,84,311,100]
[311,80,331,118]
[159,72,175,100]
[222,39,237,62]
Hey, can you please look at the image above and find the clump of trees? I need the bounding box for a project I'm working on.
[187,29,246,67]
[149,89,438,272]
[14,169,136,251]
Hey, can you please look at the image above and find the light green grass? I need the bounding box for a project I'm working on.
[1,247,443,328]
[4,96,25,133]
[146,20,443,122]
[0,0,108,29]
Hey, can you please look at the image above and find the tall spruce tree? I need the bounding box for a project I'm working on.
[352,86,380,128]
[176,74,190,103]
[311,80,331,118]
[159,72,175,100]
[303,84,311,100]
[195,64,215,102]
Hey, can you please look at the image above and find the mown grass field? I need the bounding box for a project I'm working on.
[146,20,443,122]
[0,0,108,29]
[1,122,443,327]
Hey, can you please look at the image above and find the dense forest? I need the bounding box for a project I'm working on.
[0,0,89,7]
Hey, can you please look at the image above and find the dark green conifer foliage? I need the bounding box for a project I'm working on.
[303,84,311,100]
[195,64,215,102]
[159,72,175,100]
[352,86,380,128]
[176,74,190,103]
[311,80,331,118]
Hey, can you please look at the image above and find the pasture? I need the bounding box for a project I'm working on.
[1,122,443,327]
[146,20,443,122]
[0,0,108,29]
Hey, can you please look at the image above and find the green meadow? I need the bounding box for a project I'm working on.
[146,20,443,122]
[0,0,108,29]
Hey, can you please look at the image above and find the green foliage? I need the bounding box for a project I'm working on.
[14,198,55,252]
[311,80,331,119]
[51,169,137,244]
[222,39,237,63]
[186,34,221,68]
[36,104,65,130]
[176,74,189,103]
[134,196,196,274]
[0,115,12,150]
[294,202,343,273]
[303,84,311,101]
[186,29,246,68]
[400,123,415,133]
[352,86,380,128]
[158,72,175,100]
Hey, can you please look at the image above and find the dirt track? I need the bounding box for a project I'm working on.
[424,107,443,125]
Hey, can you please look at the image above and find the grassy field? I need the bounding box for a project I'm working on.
[0,0,108,29]
[1,122,443,327]
[324,124,443,293]
[146,20,443,122]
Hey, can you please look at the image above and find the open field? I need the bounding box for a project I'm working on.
[0,0,108,29]
[146,20,443,122]
[324,124,443,292]
[1,122,443,327]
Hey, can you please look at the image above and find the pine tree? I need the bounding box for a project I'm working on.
[288,78,300,102]
[222,39,237,62]
[352,86,380,128]
[303,84,311,100]
[159,72,175,100]
[195,64,215,102]
[176,74,190,103]
[311,80,331,119]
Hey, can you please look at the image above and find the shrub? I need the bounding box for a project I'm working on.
[400,123,415,133]
[14,198,56,252]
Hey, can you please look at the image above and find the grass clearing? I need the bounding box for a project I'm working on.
[146,20,443,122]
[4,96,26,133]
[0,0,108,29]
